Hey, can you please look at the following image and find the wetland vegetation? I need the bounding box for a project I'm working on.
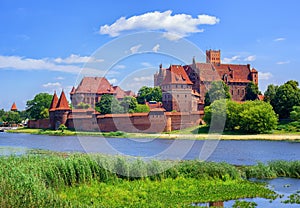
[1,151,300,207]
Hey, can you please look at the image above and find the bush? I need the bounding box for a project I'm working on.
[204,100,278,134]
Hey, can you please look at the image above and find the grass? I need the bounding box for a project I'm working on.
[1,151,300,207]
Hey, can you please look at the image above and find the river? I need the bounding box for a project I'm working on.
[1,132,300,165]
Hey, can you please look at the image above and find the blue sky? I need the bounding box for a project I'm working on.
[0,0,299,110]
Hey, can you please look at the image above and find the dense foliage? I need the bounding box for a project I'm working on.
[290,106,300,121]
[245,82,261,100]
[204,81,231,106]
[137,86,162,104]
[0,152,288,207]
[95,94,123,114]
[26,93,53,120]
[204,100,278,133]
[265,80,300,119]
[95,95,149,114]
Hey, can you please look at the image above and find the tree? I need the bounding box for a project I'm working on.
[238,101,278,133]
[137,86,162,104]
[26,93,53,120]
[204,100,278,133]
[290,106,300,121]
[264,84,278,104]
[272,80,300,119]
[2,111,21,124]
[204,81,231,106]
[96,94,123,114]
[245,82,261,101]
[58,124,67,133]
[134,104,150,113]
[120,96,138,113]
[76,102,90,109]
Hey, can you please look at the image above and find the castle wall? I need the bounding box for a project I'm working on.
[27,119,50,129]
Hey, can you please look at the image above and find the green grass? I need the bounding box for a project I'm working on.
[2,152,299,207]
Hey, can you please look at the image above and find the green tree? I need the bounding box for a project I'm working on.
[2,111,21,124]
[120,96,138,113]
[26,93,53,120]
[96,94,123,114]
[273,80,300,119]
[134,104,150,113]
[245,82,261,101]
[137,86,162,104]
[204,100,278,133]
[58,124,67,133]
[76,102,90,109]
[290,106,300,121]
[204,81,231,106]
[203,99,227,132]
[0,109,5,118]
[264,84,278,104]
[239,101,278,133]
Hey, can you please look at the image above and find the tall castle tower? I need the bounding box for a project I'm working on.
[206,49,221,65]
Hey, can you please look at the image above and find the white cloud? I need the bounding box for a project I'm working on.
[274,37,286,42]
[244,55,256,62]
[133,76,153,82]
[42,82,62,88]
[222,56,240,64]
[100,10,219,40]
[0,55,82,73]
[259,72,273,80]
[113,65,126,69]
[141,62,153,68]
[108,78,118,84]
[54,54,103,64]
[0,55,106,75]
[56,76,65,80]
[277,61,290,65]
[130,44,142,54]
[152,44,160,52]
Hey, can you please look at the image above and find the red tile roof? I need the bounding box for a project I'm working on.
[75,77,115,95]
[162,65,193,85]
[186,63,253,83]
[49,92,59,111]
[113,86,134,99]
[10,102,17,111]
[56,91,71,110]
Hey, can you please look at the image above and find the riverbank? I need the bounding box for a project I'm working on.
[6,127,300,141]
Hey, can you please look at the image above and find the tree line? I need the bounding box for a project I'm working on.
[204,80,300,133]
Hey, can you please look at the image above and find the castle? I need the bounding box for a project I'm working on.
[154,50,258,112]
[28,49,259,133]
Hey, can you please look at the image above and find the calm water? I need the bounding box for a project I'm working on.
[1,132,300,165]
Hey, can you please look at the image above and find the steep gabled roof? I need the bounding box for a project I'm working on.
[10,102,17,111]
[49,91,59,111]
[56,91,71,110]
[70,86,76,95]
[162,65,193,85]
[75,77,115,94]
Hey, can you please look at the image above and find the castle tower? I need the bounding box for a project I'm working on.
[251,68,258,85]
[206,49,221,65]
[50,91,71,130]
[10,102,17,111]
[49,91,59,129]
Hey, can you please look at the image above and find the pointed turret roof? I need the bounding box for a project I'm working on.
[49,91,59,111]
[56,91,71,110]
[70,86,76,95]
[10,102,17,111]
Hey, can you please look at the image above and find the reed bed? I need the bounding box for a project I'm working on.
[0,152,298,207]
